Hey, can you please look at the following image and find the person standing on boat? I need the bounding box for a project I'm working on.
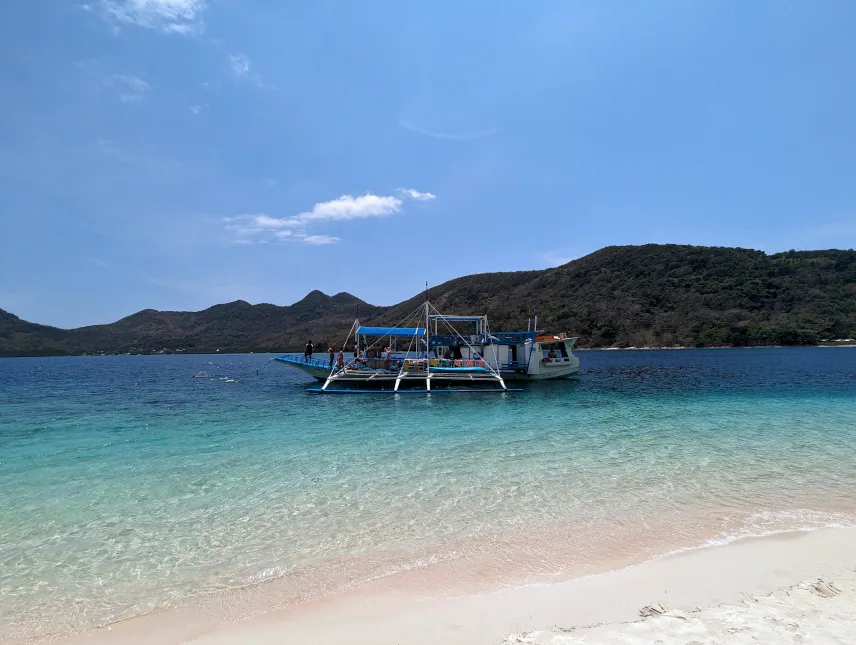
[328,344,335,370]
[305,341,313,360]
[337,347,345,371]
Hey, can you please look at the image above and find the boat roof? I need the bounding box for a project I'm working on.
[357,326,426,337]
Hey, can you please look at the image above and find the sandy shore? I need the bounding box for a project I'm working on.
[54,526,856,645]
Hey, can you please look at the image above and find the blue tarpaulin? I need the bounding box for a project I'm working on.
[357,326,426,337]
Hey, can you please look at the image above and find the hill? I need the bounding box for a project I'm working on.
[2,245,854,356]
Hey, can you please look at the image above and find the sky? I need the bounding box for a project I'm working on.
[1,1,855,328]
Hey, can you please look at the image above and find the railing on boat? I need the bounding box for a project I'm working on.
[278,355,334,369]
[428,331,536,348]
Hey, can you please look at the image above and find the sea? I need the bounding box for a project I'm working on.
[1,348,855,642]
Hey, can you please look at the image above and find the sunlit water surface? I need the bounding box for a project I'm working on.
[1,348,855,640]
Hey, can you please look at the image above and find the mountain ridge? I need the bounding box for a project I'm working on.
[2,244,855,356]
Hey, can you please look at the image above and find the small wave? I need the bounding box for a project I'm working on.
[248,565,289,582]
[656,509,856,560]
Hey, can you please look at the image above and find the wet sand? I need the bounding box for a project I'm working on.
[52,527,856,645]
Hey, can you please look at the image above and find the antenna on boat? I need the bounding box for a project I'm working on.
[425,281,430,361]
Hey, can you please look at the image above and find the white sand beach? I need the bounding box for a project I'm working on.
[55,526,856,645]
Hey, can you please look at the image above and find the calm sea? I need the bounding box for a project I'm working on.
[1,348,855,641]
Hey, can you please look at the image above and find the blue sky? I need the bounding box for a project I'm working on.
[1,1,854,327]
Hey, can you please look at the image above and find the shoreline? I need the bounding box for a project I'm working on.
[46,526,856,645]
[3,344,855,359]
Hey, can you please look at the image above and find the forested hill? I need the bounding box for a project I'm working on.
[2,245,855,356]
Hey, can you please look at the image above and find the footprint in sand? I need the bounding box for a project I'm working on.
[638,603,667,618]
[809,580,841,598]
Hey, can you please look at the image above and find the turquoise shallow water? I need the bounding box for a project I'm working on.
[1,348,855,641]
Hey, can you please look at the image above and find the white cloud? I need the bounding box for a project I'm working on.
[189,105,202,115]
[291,193,403,225]
[398,120,498,141]
[301,234,340,245]
[225,190,434,245]
[103,73,150,102]
[228,54,251,77]
[227,54,270,89]
[400,188,436,201]
[90,0,207,34]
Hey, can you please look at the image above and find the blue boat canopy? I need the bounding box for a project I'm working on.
[357,326,426,337]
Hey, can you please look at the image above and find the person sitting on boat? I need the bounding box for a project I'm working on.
[382,347,391,370]
[305,341,313,360]
[452,344,463,360]
[443,347,453,360]
[548,349,557,359]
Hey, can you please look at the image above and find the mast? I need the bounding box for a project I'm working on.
[424,281,429,361]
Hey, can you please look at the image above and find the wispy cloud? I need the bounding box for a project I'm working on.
[85,258,113,270]
[302,234,340,245]
[88,0,208,35]
[228,54,269,88]
[228,54,251,77]
[188,103,210,115]
[540,250,575,267]
[102,73,150,102]
[225,189,435,245]
[398,120,498,141]
[400,188,436,201]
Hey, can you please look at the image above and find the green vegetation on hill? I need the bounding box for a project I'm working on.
[2,245,855,356]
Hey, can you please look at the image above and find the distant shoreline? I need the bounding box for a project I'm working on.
[2,343,855,358]
[580,343,856,351]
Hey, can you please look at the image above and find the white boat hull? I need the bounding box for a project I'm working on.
[501,357,580,381]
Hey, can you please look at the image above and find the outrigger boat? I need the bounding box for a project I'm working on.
[275,301,579,393]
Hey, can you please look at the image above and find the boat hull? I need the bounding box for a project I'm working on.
[277,354,580,383]
[274,356,330,381]
[501,363,580,381]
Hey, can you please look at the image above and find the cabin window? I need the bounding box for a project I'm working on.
[541,342,568,358]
